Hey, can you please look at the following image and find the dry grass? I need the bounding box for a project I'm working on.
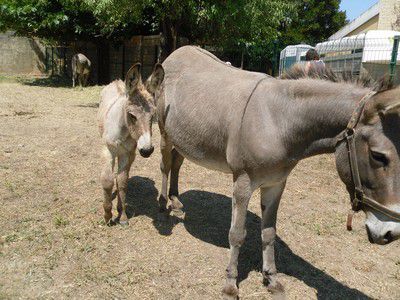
[0,79,399,299]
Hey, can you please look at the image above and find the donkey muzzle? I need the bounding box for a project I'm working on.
[139,146,154,158]
[137,132,153,158]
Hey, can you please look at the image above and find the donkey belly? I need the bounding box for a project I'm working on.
[165,114,232,173]
[175,144,232,173]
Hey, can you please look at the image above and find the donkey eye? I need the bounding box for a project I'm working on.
[370,150,389,167]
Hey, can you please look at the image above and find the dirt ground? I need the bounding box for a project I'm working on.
[0,78,399,300]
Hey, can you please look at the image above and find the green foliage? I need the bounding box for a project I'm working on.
[0,0,146,43]
[202,0,296,49]
[281,0,347,46]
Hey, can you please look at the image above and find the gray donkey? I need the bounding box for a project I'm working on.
[98,63,164,225]
[157,46,400,299]
[72,53,91,87]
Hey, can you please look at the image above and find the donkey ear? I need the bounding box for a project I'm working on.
[147,63,164,93]
[363,86,400,124]
[125,63,142,93]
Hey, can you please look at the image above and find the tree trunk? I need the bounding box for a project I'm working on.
[97,39,110,85]
[160,18,178,61]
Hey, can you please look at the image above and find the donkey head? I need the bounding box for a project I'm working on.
[335,84,400,245]
[124,63,164,158]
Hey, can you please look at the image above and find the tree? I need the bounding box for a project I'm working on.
[0,0,147,43]
[281,0,347,46]
[199,0,296,69]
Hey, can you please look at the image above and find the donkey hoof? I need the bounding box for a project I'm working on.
[222,283,239,300]
[119,220,129,226]
[264,276,285,295]
[169,195,183,210]
[104,216,114,226]
[171,208,185,218]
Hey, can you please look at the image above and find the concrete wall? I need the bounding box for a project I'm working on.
[0,33,186,84]
[378,0,400,30]
[347,15,379,36]
[0,31,46,75]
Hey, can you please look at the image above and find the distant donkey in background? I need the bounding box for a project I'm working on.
[72,53,91,87]
[97,63,164,225]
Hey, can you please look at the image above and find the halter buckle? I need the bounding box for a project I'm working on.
[352,188,364,211]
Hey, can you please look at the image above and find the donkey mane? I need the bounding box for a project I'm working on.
[281,63,396,93]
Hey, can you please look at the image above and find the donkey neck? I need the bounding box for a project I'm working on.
[279,79,370,159]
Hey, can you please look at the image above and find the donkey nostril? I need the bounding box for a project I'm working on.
[139,146,154,158]
[383,231,393,244]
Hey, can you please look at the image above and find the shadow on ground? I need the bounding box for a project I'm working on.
[125,177,370,299]
[125,176,180,236]
[20,75,73,88]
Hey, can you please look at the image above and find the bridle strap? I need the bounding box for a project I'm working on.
[362,195,400,222]
[336,91,400,228]
[346,91,377,129]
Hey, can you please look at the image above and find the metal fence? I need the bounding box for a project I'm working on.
[43,36,162,85]
[315,33,400,84]
[45,46,68,76]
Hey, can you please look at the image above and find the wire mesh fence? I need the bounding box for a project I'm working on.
[316,33,400,83]
[45,46,68,76]
[279,31,400,84]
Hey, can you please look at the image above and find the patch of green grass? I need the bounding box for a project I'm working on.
[0,74,18,83]
[4,180,21,196]
[4,233,18,243]
[54,215,69,228]
[80,244,95,253]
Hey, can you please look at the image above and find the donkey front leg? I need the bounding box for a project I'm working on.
[168,148,184,214]
[116,152,132,225]
[223,173,253,300]
[100,147,115,225]
[260,182,286,294]
[159,133,173,214]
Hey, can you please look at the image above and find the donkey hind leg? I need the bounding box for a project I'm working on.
[168,148,184,215]
[116,152,131,225]
[223,173,253,300]
[260,182,286,294]
[83,73,89,87]
[159,133,173,215]
[100,147,116,225]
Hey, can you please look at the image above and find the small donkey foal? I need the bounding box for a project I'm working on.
[98,63,164,225]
